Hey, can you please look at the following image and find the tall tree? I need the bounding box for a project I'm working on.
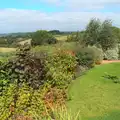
[98,20,117,51]
[83,18,117,51]
[112,26,120,43]
[84,18,101,46]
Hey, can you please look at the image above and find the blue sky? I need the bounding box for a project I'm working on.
[0,0,120,33]
[0,0,65,12]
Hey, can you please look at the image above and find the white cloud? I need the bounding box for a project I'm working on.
[0,9,120,33]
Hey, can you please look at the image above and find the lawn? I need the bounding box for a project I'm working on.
[67,63,120,120]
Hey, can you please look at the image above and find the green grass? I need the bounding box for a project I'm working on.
[0,52,15,62]
[67,63,120,120]
[55,35,67,41]
[32,42,76,54]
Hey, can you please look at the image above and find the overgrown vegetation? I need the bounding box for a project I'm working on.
[31,30,57,46]
[0,44,78,119]
[1,17,120,119]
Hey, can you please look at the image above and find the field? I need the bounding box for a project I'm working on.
[18,39,31,45]
[0,47,15,53]
[55,35,67,41]
[0,35,67,53]
[67,63,120,120]
[32,42,76,54]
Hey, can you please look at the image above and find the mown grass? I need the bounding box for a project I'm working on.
[67,63,120,120]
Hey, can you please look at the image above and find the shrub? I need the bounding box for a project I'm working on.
[75,46,103,68]
[34,106,81,120]
[0,45,78,119]
[0,44,48,119]
[0,83,47,120]
[46,49,77,89]
[0,44,47,89]
[104,46,119,60]
[31,30,57,46]
[76,48,95,68]
[66,32,80,42]
[0,37,8,47]
[88,46,103,64]
[102,73,120,83]
[75,65,88,78]
[118,44,120,59]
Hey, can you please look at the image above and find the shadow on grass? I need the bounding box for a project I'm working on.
[86,110,120,120]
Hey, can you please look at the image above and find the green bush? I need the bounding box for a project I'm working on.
[88,46,103,64]
[46,49,77,89]
[104,46,119,60]
[0,44,49,119]
[0,83,47,120]
[0,37,8,47]
[75,46,103,68]
[31,30,57,46]
[118,44,120,59]
[0,45,78,119]
[76,48,95,68]
[103,73,120,83]
[66,32,81,42]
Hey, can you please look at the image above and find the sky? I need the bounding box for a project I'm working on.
[0,0,120,33]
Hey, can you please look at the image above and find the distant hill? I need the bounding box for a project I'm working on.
[0,31,76,37]
[0,32,32,37]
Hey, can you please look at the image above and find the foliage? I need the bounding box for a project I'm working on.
[76,47,95,68]
[0,44,48,119]
[46,49,77,89]
[99,20,117,51]
[66,32,81,42]
[83,18,117,51]
[0,44,79,119]
[0,37,8,47]
[34,106,81,120]
[102,73,120,83]
[49,30,61,35]
[118,44,120,59]
[31,30,57,46]
[112,26,120,43]
[88,46,103,64]
[0,83,47,120]
[0,44,47,89]
[84,18,101,46]
[43,87,67,114]
[75,46,103,68]
[104,47,119,60]
[0,52,15,58]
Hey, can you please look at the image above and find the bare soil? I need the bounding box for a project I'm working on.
[102,60,120,64]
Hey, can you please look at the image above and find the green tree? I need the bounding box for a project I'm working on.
[112,26,120,43]
[84,18,101,46]
[31,30,57,46]
[83,18,117,51]
[98,20,117,51]
[0,37,8,47]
